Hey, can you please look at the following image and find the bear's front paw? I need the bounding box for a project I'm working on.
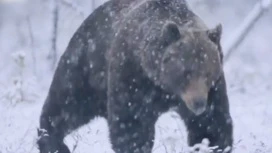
[188,138,219,153]
[37,129,70,153]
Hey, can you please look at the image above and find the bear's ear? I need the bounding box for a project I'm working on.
[207,24,222,45]
[161,22,181,46]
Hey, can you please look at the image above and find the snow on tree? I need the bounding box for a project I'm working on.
[0,50,39,105]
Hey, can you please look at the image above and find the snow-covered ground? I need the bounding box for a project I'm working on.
[0,0,271,153]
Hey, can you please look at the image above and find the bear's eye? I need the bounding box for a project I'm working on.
[163,56,172,63]
[206,71,221,87]
[184,70,192,79]
[206,71,212,78]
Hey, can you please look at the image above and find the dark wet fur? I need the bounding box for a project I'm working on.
[37,0,233,153]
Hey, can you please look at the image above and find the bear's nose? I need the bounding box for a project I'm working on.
[193,100,205,109]
[192,99,206,115]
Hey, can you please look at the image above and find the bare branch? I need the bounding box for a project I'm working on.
[49,0,59,70]
[26,15,36,76]
[223,0,272,63]
[92,0,96,11]
[60,0,86,17]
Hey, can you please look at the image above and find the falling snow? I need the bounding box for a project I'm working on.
[0,0,272,153]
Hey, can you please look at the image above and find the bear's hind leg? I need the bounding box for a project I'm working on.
[37,53,107,153]
[38,87,107,153]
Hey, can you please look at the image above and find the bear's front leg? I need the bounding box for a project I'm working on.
[181,75,233,153]
[186,111,233,153]
[108,113,156,153]
[37,127,70,153]
[107,78,158,153]
[107,86,158,153]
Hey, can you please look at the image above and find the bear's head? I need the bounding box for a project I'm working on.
[158,21,223,115]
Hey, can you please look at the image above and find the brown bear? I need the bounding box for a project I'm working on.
[37,0,233,153]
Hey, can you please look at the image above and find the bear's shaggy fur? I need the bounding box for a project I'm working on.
[37,0,233,153]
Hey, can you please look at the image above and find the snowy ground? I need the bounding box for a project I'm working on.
[0,0,272,153]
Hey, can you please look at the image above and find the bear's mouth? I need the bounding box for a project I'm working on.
[181,93,208,116]
[187,100,207,116]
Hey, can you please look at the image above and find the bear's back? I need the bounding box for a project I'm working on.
[58,0,139,91]
[58,0,209,92]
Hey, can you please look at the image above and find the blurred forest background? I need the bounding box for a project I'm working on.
[0,0,271,153]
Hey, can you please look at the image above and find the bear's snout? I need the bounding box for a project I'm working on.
[181,78,208,115]
[181,94,208,116]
